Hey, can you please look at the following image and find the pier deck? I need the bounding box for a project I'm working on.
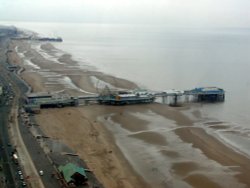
[24,87,225,111]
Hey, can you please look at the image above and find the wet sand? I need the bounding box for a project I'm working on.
[35,106,150,188]
[8,40,250,188]
[175,127,250,187]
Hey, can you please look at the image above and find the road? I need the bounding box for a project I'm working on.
[0,92,16,187]
[0,35,21,188]
[0,33,61,188]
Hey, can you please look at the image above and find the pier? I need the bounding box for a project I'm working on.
[156,87,225,106]
[185,87,225,102]
[24,92,79,113]
[24,87,225,112]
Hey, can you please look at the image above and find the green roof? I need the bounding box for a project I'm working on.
[58,163,87,183]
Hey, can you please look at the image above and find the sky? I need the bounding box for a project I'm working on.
[1,0,250,27]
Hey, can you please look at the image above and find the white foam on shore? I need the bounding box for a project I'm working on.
[90,76,116,89]
[15,46,41,70]
[17,51,25,58]
[24,59,40,69]
[90,76,124,90]
[59,76,96,94]
[14,46,19,53]
[31,43,65,65]
[15,46,25,58]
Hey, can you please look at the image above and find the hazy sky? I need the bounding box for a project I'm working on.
[1,0,250,27]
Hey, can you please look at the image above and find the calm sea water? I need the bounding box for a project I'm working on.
[2,21,250,155]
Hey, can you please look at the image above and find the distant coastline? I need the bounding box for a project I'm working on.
[12,36,63,42]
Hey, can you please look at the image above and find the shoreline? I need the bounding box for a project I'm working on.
[9,40,151,188]
[8,39,250,188]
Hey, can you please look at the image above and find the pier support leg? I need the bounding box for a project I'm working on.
[162,96,167,104]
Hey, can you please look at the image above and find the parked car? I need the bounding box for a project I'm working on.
[18,170,22,175]
[19,174,24,180]
[22,181,27,187]
[39,170,44,176]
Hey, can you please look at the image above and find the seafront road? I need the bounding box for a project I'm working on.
[0,36,44,188]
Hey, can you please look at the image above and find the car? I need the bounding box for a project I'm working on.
[21,181,27,187]
[18,170,22,175]
[39,170,44,176]
[20,174,24,180]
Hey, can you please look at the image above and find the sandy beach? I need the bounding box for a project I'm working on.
[8,39,250,188]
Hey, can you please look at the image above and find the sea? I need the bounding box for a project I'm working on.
[1,21,250,187]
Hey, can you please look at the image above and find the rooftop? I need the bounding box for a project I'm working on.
[189,87,225,94]
[58,163,87,184]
